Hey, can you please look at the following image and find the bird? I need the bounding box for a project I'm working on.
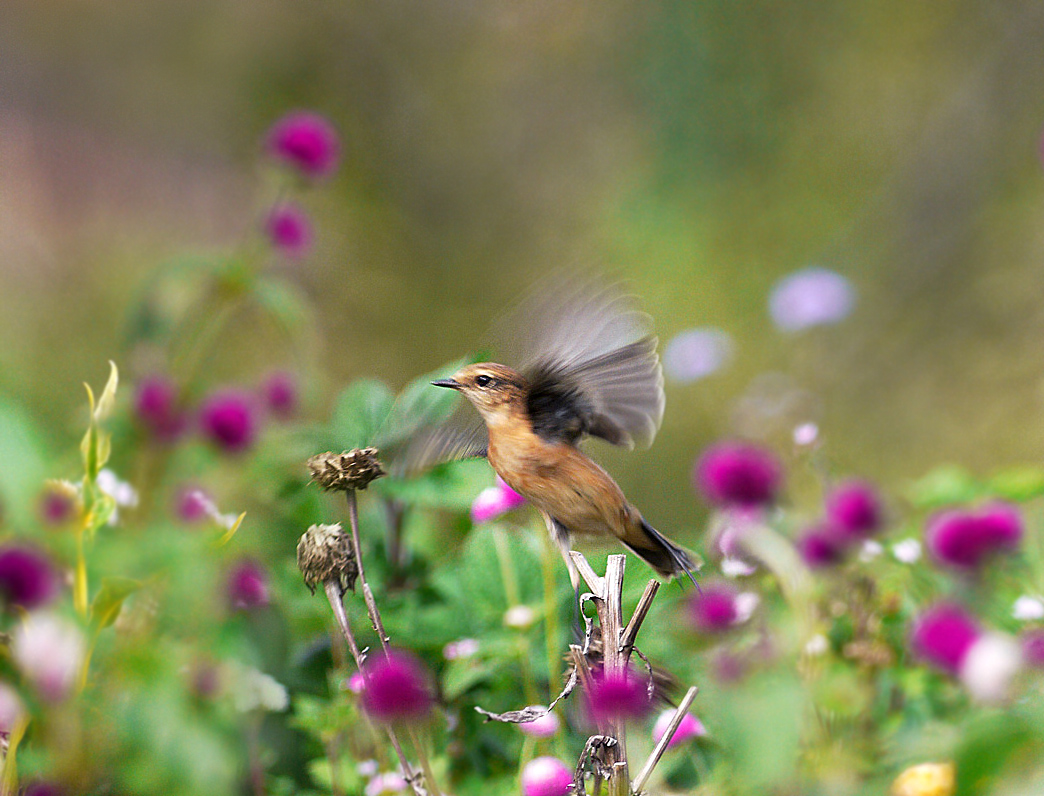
[400,276,697,587]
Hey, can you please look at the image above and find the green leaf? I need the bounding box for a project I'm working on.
[987,466,1044,502]
[907,466,981,509]
[378,459,493,511]
[0,395,47,528]
[83,491,117,541]
[94,361,119,422]
[442,657,496,701]
[954,713,1039,796]
[91,576,142,630]
[330,378,394,449]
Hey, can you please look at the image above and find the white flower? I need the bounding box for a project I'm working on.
[804,634,829,656]
[504,605,537,629]
[443,638,480,660]
[792,422,819,447]
[1013,596,1044,622]
[97,468,139,525]
[892,538,922,564]
[859,540,884,563]
[356,760,379,778]
[721,557,757,577]
[733,592,760,623]
[13,612,86,701]
[959,633,1023,705]
[230,665,289,713]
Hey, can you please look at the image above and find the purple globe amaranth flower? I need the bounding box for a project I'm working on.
[521,757,573,796]
[175,486,213,524]
[653,709,707,749]
[797,524,849,568]
[227,559,270,610]
[134,376,187,442]
[38,481,79,526]
[199,390,258,453]
[0,547,59,609]
[265,111,340,180]
[769,267,855,332]
[689,583,739,632]
[359,650,434,723]
[926,503,1023,570]
[826,480,883,539]
[23,783,65,796]
[1022,629,1044,668]
[695,441,782,508]
[261,370,299,420]
[471,477,526,523]
[585,666,652,724]
[264,203,313,260]
[911,603,981,674]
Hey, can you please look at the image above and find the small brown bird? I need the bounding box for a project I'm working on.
[405,278,696,585]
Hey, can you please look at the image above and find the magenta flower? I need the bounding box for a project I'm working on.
[653,709,706,749]
[264,203,313,260]
[926,503,1023,570]
[261,371,299,419]
[471,477,526,523]
[1022,630,1044,668]
[174,486,212,524]
[521,757,573,796]
[227,560,270,610]
[199,390,258,453]
[134,376,187,442]
[265,111,340,180]
[38,482,78,526]
[694,441,781,508]
[689,583,739,633]
[797,525,848,568]
[585,667,652,724]
[359,650,434,722]
[826,480,882,539]
[0,547,59,609]
[911,603,980,674]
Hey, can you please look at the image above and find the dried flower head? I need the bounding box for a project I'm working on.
[308,449,386,492]
[521,757,573,796]
[359,650,434,723]
[296,523,358,594]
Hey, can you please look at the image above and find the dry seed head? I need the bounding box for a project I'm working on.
[297,523,358,593]
[307,448,386,491]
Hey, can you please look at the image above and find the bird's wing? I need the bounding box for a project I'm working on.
[506,277,666,448]
[391,401,488,476]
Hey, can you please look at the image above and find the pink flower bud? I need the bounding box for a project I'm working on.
[264,204,313,260]
[521,757,573,796]
[694,442,781,508]
[585,666,652,724]
[199,390,258,453]
[825,480,883,538]
[652,709,706,748]
[360,650,434,722]
[926,503,1023,570]
[470,477,526,523]
[911,603,980,674]
[227,559,270,610]
[689,583,740,633]
[261,371,299,419]
[265,111,340,180]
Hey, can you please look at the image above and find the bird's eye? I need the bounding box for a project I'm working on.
[475,374,493,388]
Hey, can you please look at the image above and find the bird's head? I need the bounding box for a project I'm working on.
[432,363,527,427]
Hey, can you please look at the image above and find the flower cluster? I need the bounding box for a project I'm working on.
[797,480,885,568]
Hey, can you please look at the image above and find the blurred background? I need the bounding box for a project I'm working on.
[3,0,1044,532]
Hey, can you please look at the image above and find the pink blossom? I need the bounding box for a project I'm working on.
[797,525,848,568]
[694,442,781,508]
[227,559,270,610]
[521,757,573,796]
[265,204,313,260]
[826,480,883,538]
[471,477,526,523]
[360,650,434,722]
[13,613,86,701]
[1022,629,1044,668]
[911,603,980,674]
[585,667,652,724]
[134,376,187,442]
[689,584,739,633]
[261,370,299,419]
[652,709,706,748]
[926,503,1023,570]
[519,706,560,738]
[199,390,258,453]
[265,111,340,180]
[0,547,59,609]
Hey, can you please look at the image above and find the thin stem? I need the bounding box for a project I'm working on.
[630,686,699,793]
[540,525,561,699]
[407,725,444,796]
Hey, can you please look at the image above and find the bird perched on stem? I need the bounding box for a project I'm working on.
[401,277,696,588]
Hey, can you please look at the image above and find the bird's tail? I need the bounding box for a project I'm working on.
[624,519,700,587]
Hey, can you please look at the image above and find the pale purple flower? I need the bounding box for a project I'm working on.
[0,547,59,609]
[266,111,340,180]
[689,584,740,633]
[134,376,187,442]
[97,468,139,525]
[769,267,854,332]
[38,481,79,526]
[175,486,213,524]
[199,390,258,453]
[227,560,270,610]
[442,638,479,660]
[521,757,573,796]
[652,709,706,749]
[345,671,365,694]
[265,203,313,260]
[0,682,25,734]
[585,667,652,724]
[695,441,782,508]
[519,706,560,738]
[471,477,526,523]
[261,371,299,419]
[925,503,1023,570]
[663,328,734,383]
[826,480,883,539]
[365,772,408,796]
[13,613,86,701]
[360,650,434,722]
[911,603,980,674]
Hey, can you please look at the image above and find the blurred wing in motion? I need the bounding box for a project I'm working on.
[504,276,665,448]
[392,401,489,475]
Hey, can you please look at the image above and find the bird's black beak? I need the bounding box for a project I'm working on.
[431,378,461,390]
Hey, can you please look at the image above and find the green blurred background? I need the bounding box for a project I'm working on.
[4,0,1044,532]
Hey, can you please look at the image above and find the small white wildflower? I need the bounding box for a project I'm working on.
[793,422,819,447]
[733,592,760,623]
[959,633,1023,705]
[721,557,757,577]
[804,634,829,656]
[859,540,884,563]
[230,665,289,713]
[443,638,480,660]
[365,772,408,796]
[892,538,922,564]
[1013,596,1044,622]
[504,605,536,629]
[13,612,86,701]
[97,468,139,525]
[356,760,379,778]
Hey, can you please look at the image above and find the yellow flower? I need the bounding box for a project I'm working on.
[891,762,955,796]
